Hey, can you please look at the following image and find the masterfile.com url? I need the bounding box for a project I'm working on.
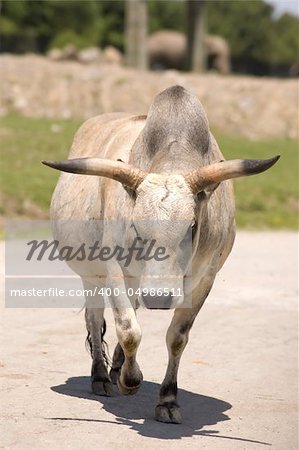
[9,287,98,297]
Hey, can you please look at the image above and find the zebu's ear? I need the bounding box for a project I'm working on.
[42,158,147,191]
[185,155,280,194]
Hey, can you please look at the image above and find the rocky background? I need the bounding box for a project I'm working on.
[1,53,297,140]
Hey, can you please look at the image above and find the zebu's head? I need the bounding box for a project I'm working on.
[43,154,279,309]
[132,173,196,308]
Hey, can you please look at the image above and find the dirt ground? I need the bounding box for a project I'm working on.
[0,232,298,450]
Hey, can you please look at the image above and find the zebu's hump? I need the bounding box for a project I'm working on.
[143,85,210,155]
[153,85,194,104]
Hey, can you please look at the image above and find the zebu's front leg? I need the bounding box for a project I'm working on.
[155,307,197,423]
[109,278,140,384]
[156,283,213,423]
[107,272,143,395]
[112,306,143,395]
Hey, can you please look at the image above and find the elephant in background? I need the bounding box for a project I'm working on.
[148,30,231,74]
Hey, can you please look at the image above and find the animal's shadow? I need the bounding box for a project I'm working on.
[51,376,232,440]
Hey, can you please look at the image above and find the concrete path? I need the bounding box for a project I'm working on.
[0,232,298,449]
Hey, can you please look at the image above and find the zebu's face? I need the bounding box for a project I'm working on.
[132,174,197,309]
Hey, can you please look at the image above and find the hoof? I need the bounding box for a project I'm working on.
[109,367,120,385]
[117,378,141,395]
[117,370,143,395]
[92,379,114,396]
[155,403,182,424]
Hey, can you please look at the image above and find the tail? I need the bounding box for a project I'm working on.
[85,318,112,367]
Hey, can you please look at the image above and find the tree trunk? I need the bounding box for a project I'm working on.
[125,0,148,70]
[186,0,207,72]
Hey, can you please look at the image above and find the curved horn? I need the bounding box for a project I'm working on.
[42,158,147,190]
[185,155,280,194]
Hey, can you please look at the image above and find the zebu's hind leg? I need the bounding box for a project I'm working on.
[85,308,113,396]
[84,280,114,396]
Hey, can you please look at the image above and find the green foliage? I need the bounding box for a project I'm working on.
[148,0,185,33]
[96,1,125,49]
[0,16,18,36]
[1,0,28,22]
[50,30,96,50]
[0,115,297,229]
[0,0,298,75]
[208,0,275,57]
[207,0,298,74]
[1,0,103,52]
[271,14,299,65]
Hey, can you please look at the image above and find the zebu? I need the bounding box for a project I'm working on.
[43,86,279,423]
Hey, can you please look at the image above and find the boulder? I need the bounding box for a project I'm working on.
[77,47,102,64]
[103,46,124,65]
